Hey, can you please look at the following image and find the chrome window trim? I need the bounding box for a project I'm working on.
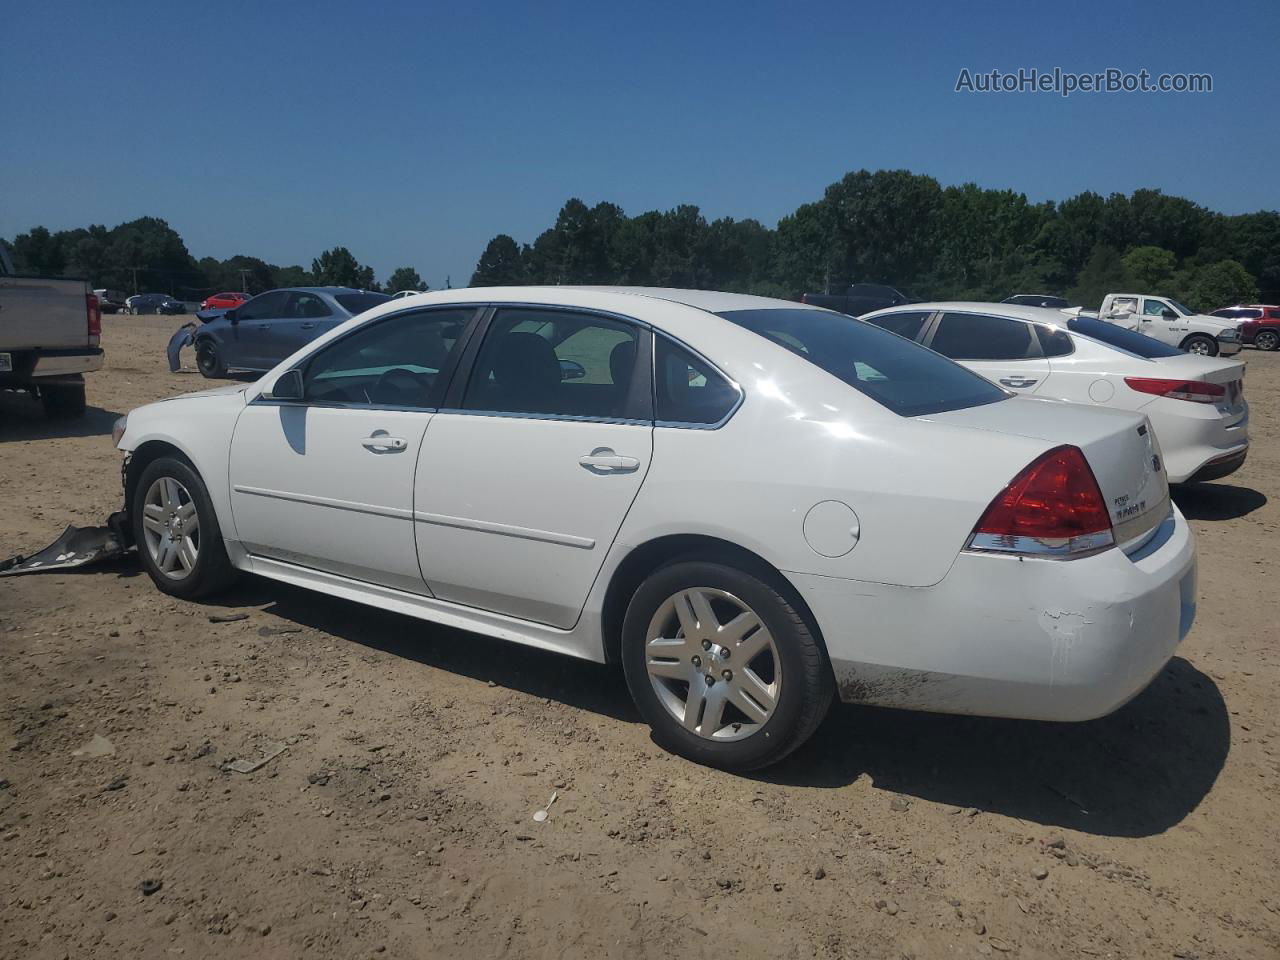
[251,396,438,415]
[435,407,651,427]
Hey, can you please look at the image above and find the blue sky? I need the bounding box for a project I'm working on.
[3,0,1277,289]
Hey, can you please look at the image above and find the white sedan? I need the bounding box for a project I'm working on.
[113,288,1196,770]
[861,302,1249,484]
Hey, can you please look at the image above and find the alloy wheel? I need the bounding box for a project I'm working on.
[1188,339,1213,355]
[140,476,201,580]
[1256,331,1279,351]
[644,588,781,741]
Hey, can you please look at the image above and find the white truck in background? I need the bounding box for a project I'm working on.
[0,243,104,417]
[1096,292,1242,357]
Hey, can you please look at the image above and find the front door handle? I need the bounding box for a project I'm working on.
[579,450,640,472]
[361,435,407,451]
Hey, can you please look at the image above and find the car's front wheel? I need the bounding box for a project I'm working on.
[195,339,227,378]
[622,560,833,771]
[1254,329,1279,351]
[131,456,237,599]
[1183,334,1218,356]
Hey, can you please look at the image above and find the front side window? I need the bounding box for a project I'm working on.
[237,290,289,321]
[462,309,641,419]
[864,310,931,341]
[929,313,1040,361]
[1143,299,1171,318]
[300,308,472,408]
[655,337,740,425]
[719,308,1007,417]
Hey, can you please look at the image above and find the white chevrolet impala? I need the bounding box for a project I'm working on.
[114,288,1196,770]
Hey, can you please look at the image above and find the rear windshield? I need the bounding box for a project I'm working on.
[335,293,391,315]
[718,308,1008,417]
[1066,317,1184,358]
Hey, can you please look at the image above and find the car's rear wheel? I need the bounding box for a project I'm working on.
[1255,329,1279,351]
[131,456,237,600]
[1183,334,1218,356]
[40,382,86,419]
[195,339,227,378]
[622,560,833,771]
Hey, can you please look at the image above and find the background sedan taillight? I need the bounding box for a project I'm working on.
[967,445,1114,558]
[1124,377,1225,404]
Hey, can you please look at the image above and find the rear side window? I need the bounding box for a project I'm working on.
[718,308,1007,417]
[1211,308,1260,320]
[335,293,392,315]
[1066,317,1183,358]
[864,310,931,341]
[655,337,740,426]
[463,308,641,419]
[929,313,1040,361]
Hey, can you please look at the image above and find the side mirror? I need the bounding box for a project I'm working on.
[225,308,239,324]
[559,359,586,381]
[1162,308,1177,320]
[266,368,303,401]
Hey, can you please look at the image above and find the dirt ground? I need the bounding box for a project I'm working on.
[1,315,1277,960]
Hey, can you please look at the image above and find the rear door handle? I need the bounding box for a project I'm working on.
[999,377,1038,388]
[361,436,407,451]
[579,451,640,472]
[300,322,316,330]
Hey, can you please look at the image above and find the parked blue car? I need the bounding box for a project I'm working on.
[167,287,391,377]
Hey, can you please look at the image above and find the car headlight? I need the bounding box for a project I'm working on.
[1218,329,1239,341]
[112,414,128,448]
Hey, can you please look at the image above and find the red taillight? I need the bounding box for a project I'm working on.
[969,445,1114,558]
[86,293,102,339]
[1124,377,1224,404]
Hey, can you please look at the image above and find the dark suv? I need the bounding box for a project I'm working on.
[1210,305,1280,351]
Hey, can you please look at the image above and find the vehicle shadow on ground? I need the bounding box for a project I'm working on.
[211,578,640,724]
[770,656,1228,838]
[1171,483,1267,520]
[0,393,122,443]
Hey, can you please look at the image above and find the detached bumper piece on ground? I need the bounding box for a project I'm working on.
[0,513,131,577]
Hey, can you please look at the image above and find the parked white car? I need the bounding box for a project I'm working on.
[861,303,1249,483]
[1097,293,1242,356]
[113,288,1196,770]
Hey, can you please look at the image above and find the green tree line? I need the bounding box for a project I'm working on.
[8,171,1277,312]
[3,216,426,299]
[471,170,1280,311]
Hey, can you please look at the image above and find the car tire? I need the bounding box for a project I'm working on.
[195,339,227,378]
[1255,330,1280,351]
[131,455,237,600]
[621,559,834,771]
[40,382,86,419]
[1182,334,1218,356]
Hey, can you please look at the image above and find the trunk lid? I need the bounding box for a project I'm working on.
[925,396,1169,553]
[1144,353,1247,424]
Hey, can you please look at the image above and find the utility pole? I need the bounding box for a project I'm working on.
[128,266,143,294]
[238,269,251,293]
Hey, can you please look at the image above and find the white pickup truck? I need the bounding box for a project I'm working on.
[0,244,104,417]
[1096,292,1242,357]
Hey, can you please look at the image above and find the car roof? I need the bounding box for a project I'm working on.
[865,301,1072,327]
[563,286,823,313]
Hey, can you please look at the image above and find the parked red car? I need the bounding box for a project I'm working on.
[201,291,250,311]
[1210,304,1280,351]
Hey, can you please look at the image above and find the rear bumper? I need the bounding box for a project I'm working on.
[1184,446,1248,483]
[788,505,1196,721]
[1150,400,1249,483]
[0,347,103,385]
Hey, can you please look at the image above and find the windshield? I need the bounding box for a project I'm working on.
[1067,317,1183,358]
[335,293,392,315]
[718,308,1008,417]
[1168,299,1195,316]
